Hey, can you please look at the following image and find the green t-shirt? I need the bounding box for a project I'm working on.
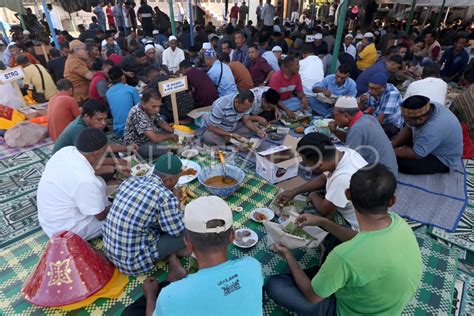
[311,213,422,316]
[53,116,88,154]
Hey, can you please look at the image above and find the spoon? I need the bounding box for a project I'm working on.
[218,151,233,184]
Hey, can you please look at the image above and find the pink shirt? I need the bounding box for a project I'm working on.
[47,92,80,141]
[269,70,303,101]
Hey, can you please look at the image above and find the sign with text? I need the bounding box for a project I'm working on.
[305,35,317,42]
[158,76,188,97]
[0,66,24,83]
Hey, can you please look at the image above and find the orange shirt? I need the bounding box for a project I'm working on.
[64,55,91,102]
[47,91,81,140]
[228,61,254,90]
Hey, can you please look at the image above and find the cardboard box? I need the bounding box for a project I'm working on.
[187,105,211,127]
[18,102,49,120]
[256,135,302,184]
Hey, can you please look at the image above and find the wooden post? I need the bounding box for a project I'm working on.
[158,76,189,126]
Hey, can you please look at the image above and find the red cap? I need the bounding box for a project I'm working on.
[21,231,115,307]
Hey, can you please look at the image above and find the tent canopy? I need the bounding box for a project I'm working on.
[0,0,25,14]
[378,0,473,6]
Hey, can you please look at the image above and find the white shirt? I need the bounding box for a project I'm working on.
[325,147,368,230]
[123,7,131,28]
[49,9,62,31]
[344,44,357,59]
[261,3,275,26]
[37,147,108,240]
[404,77,448,106]
[162,47,185,74]
[299,55,324,97]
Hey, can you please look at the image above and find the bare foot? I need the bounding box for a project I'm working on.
[176,247,192,257]
[166,254,187,282]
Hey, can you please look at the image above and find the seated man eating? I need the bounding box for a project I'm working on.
[38,128,116,240]
[202,89,267,146]
[392,95,463,174]
[122,196,263,315]
[278,133,367,230]
[103,155,186,276]
[249,86,281,123]
[124,89,178,159]
[265,164,422,316]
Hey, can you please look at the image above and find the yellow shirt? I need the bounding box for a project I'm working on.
[356,43,377,70]
[23,64,58,101]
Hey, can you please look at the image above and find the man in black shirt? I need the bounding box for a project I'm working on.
[47,42,69,83]
[138,0,154,36]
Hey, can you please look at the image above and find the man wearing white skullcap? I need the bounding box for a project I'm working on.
[162,35,184,74]
[356,32,377,70]
[329,96,398,175]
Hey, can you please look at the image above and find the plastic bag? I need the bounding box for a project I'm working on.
[4,121,48,147]
[264,213,328,249]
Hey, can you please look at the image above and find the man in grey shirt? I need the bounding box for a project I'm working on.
[329,96,398,176]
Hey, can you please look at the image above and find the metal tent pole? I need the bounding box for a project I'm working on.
[434,0,446,30]
[41,0,59,49]
[169,0,176,35]
[188,0,194,45]
[329,0,348,74]
[404,0,416,35]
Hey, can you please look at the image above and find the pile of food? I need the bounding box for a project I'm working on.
[179,187,198,208]
[181,167,197,177]
[234,229,256,247]
[252,211,268,221]
[283,222,314,241]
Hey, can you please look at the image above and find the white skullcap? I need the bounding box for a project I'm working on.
[145,44,155,52]
[363,32,374,38]
[335,96,358,109]
[315,33,323,40]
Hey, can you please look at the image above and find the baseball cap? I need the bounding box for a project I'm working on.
[363,32,374,38]
[184,196,233,233]
[272,46,282,52]
[204,49,216,58]
[335,96,358,109]
[168,35,177,42]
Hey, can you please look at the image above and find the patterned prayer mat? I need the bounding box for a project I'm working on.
[0,146,52,248]
[429,160,474,252]
[0,225,459,315]
[0,137,54,160]
[391,160,470,232]
[402,233,458,316]
[453,269,474,315]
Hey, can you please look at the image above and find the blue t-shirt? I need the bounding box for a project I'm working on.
[155,257,263,316]
[106,83,140,138]
[313,74,357,97]
[207,61,238,97]
[411,102,463,172]
[356,60,388,96]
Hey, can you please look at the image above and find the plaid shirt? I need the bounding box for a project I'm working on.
[366,83,404,128]
[102,174,184,275]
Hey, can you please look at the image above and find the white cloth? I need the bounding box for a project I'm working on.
[404,77,448,106]
[261,3,275,26]
[0,82,25,109]
[343,44,357,59]
[299,55,324,97]
[123,7,131,28]
[325,147,368,230]
[37,147,108,240]
[162,47,185,74]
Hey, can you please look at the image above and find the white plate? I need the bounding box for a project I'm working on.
[250,208,275,223]
[181,149,199,159]
[233,228,258,248]
[229,137,262,150]
[178,159,201,185]
[131,164,154,177]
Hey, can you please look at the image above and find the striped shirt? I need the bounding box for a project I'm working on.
[102,174,184,275]
[207,94,250,131]
[367,83,404,129]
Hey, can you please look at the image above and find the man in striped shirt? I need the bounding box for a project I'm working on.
[203,90,267,146]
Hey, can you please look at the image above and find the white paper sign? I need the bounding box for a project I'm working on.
[158,76,188,97]
[0,66,24,83]
[305,35,317,42]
